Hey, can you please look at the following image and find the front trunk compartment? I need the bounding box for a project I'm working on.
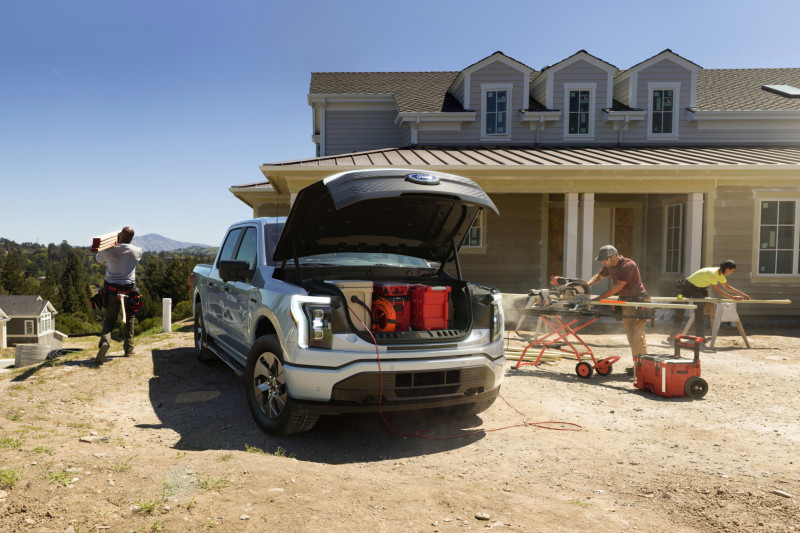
[305,276,475,345]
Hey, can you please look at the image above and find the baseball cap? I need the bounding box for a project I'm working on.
[595,245,618,261]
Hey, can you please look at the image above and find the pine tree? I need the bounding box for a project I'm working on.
[0,251,29,294]
[41,262,62,310]
[59,249,92,315]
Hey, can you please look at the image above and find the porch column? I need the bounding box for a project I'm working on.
[563,193,579,278]
[579,193,595,281]
[684,192,704,274]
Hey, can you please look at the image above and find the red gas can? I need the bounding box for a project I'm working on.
[633,336,708,399]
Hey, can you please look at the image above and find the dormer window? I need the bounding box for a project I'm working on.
[648,82,680,139]
[563,83,596,139]
[481,83,512,140]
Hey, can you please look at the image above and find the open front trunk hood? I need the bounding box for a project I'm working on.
[273,169,499,264]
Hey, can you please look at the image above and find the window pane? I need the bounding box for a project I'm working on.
[652,113,662,133]
[759,250,776,273]
[663,91,674,111]
[778,226,794,248]
[776,251,793,273]
[570,91,578,110]
[662,112,673,134]
[760,226,777,249]
[779,201,796,224]
[487,92,496,110]
[569,114,579,134]
[761,201,778,224]
[486,116,495,134]
[218,228,243,262]
[579,93,590,112]
[497,91,506,105]
[653,91,662,111]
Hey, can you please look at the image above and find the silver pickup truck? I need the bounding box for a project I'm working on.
[191,169,505,436]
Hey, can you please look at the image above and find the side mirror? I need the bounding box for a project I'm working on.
[219,260,254,283]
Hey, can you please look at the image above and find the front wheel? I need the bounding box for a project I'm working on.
[244,335,318,436]
[194,305,216,363]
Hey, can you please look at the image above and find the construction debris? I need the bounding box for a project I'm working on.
[91,231,118,253]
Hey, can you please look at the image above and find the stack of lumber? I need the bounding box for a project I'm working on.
[504,347,565,363]
[91,232,118,253]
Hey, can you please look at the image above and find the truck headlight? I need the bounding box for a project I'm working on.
[291,296,333,349]
[490,294,504,343]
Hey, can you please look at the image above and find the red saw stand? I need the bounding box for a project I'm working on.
[514,313,620,378]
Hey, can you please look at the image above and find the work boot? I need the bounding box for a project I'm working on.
[96,343,110,365]
[124,351,136,357]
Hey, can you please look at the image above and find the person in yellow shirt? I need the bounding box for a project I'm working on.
[668,260,750,343]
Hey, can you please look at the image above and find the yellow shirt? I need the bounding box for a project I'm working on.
[687,267,726,288]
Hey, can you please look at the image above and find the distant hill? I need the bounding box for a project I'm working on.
[131,234,212,252]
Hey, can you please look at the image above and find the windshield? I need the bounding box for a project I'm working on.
[297,252,432,268]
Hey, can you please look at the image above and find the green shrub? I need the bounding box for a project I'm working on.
[173,300,193,321]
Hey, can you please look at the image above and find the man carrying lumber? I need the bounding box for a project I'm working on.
[93,226,142,364]
[586,245,649,372]
[667,260,751,344]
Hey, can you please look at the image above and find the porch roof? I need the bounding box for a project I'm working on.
[260,145,800,169]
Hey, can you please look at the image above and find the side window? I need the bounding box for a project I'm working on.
[647,83,680,139]
[235,227,259,269]
[461,211,486,253]
[564,84,596,138]
[25,320,34,335]
[758,200,797,275]
[265,223,285,265]
[481,84,512,140]
[217,228,243,266]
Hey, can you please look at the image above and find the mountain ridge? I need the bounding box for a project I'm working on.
[131,233,211,252]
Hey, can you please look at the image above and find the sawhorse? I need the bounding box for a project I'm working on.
[683,301,751,349]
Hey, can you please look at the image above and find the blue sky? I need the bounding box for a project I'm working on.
[1,0,798,247]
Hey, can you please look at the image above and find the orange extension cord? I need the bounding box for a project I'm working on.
[371,297,397,332]
[348,305,582,440]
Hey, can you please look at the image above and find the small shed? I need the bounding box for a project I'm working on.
[0,295,59,348]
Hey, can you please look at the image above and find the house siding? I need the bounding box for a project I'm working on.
[539,60,617,144]
[325,109,403,155]
[625,59,694,143]
[418,62,537,146]
[457,194,545,292]
[713,186,800,316]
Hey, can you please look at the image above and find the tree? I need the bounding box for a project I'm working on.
[59,249,92,315]
[41,262,62,310]
[0,251,30,294]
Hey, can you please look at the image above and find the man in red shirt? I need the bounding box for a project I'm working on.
[587,245,649,367]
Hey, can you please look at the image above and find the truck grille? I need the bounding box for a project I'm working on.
[330,367,491,403]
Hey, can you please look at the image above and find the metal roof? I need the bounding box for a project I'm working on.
[261,145,800,169]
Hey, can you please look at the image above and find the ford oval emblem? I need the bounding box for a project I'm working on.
[405,173,440,186]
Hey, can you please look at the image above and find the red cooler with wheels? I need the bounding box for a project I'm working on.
[633,335,708,399]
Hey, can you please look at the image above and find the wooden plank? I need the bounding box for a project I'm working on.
[91,231,118,252]
[648,297,791,304]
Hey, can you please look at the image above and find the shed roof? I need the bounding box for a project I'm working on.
[0,295,55,317]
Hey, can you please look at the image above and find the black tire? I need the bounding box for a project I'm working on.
[244,335,318,436]
[684,376,708,399]
[595,363,613,376]
[575,361,593,379]
[194,304,216,363]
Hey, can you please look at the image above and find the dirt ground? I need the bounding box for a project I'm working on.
[0,319,798,533]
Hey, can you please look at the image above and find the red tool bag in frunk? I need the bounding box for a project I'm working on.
[410,285,451,330]
[633,335,708,399]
